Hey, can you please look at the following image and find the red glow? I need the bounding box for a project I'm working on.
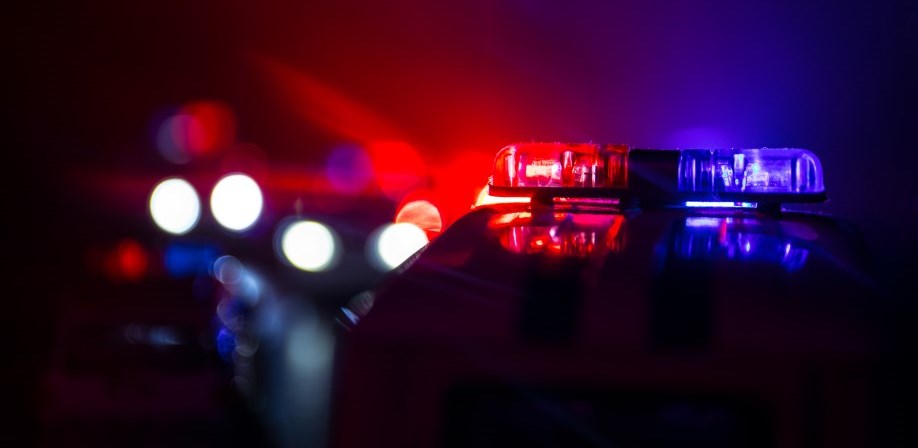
[256,56,503,228]
[181,101,237,156]
[220,143,270,181]
[368,140,427,200]
[102,239,149,282]
[427,150,493,227]
[256,56,400,143]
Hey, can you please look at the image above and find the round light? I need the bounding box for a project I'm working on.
[369,222,428,271]
[211,173,263,232]
[149,178,201,235]
[280,221,340,272]
[213,255,243,285]
[395,200,442,233]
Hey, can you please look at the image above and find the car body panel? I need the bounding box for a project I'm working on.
[334,203,885,447]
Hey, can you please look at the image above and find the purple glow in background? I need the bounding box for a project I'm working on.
[8,0,916,293]
[7,5,915,279]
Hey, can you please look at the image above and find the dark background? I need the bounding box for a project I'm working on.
[5,0,917,444]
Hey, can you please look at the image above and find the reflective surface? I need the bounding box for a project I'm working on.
[336,203,892,447]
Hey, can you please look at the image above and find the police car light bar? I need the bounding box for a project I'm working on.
[488,143,826,205]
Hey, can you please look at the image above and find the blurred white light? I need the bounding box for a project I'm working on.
[149,178,201,235]
[211,173,263,231]
[369,222,428,271]
[280,220,339,272]
[286,319,334,373]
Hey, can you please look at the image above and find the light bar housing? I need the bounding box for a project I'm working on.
[489,143,826,205]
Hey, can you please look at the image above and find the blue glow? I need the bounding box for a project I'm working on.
[216,327,236,361]
[164,242,221,277]
[684,201,757,208]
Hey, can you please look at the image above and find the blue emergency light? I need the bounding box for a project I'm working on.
[488,143,826,207]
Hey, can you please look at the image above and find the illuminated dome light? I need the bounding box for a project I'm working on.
[149,177,201,235]
[279,220,340,272]
[369,222,429,271]
[395,200,442,234]
[211,173,263,232]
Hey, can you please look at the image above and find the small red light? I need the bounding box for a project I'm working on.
[101,239,149,282]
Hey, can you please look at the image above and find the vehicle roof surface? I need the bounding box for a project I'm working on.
[354,203,883,359]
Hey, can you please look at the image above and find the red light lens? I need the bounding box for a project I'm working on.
[492,143,628,188]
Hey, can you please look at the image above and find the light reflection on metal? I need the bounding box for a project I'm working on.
[673,217,809,271]
[491,212,625,256]
[123,324,183,347]
[338,291,376,329]
[473,184,530,208]
[684,201,757,208]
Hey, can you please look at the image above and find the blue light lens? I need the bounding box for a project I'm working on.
[679,148,824,194]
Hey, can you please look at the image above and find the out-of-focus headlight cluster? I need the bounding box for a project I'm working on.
[149,173,429,272]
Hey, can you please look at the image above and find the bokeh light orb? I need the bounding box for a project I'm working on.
[280,220,340,272]
[149,177,201,235]
[155,100,237,164]
[326,144,374,194]
[213,255,244,285]
[368,222,428,271]
[395,199,442,234]
[211,173,263,232]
